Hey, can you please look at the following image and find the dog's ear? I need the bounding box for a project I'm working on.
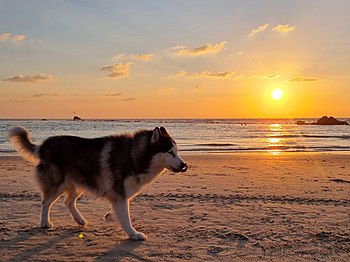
[151,127,160,143]
[159,126,168,135]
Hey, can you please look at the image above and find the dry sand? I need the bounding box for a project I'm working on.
[0,153,349,261]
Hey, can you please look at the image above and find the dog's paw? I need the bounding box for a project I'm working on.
[129,231,147,241]
[104,212,116,222]
[77,218,88,227]
[40,221,53,228]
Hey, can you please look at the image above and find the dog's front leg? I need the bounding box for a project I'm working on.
[111,198,147,241]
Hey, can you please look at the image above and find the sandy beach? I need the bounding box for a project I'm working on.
[0,153,349,261]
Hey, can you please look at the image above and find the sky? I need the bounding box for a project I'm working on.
[1,0,350,119]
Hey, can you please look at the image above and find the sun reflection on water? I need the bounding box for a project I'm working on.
[267,124,283,155]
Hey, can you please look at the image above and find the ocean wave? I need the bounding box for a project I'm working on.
[193,143,238,147]
[182,145,350,153]
[268,134,350,140]
[1,118,350,155]
[0,149,16,154]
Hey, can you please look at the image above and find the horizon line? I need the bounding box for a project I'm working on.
[1,116,349,121]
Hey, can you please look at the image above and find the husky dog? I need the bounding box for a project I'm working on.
[8,126,187,240]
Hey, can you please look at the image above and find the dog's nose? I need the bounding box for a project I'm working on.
[180,162,188,172]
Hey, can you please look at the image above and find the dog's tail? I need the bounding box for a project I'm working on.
[7,127,40,165]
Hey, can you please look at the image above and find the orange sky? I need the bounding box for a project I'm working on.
[1,1,350,119]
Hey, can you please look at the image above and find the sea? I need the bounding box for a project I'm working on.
[1,118,350,156]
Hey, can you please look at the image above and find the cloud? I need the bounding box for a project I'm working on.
[0,33,26,43]
[260,74,280,80]
[192,70,234,79]
[3,74,53,83]
[288,77,319,82]
[167,70,187,79]
[101,63,132,78]
[231,92,250,97]
[249,74,280,80]
[6,94,57,102]
[172,41,227,56]
[8,98,29,103]
[113,54,127,61]
[12,34,26,43]
[121,97,136,101]
[168,69,234,80]
[0,33,11,41]
[194,85,206,91]
[130,53,154,61]
[33,93,58,97]
[248,24,269,36]
[272,24,296,33]
[113,53,154,62]
[105,93,122,97]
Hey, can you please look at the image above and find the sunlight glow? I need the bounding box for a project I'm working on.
[270,88,284,101]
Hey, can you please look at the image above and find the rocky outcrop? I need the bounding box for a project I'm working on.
[315,116,348,125]
[296,116,349,125]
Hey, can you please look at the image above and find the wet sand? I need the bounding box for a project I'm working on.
[0,153,349,261]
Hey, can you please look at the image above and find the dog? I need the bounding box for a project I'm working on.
[8,126,187,240]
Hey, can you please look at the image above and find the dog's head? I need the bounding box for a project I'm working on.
[151,127,188,173]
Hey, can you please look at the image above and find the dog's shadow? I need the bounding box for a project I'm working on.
[2,226,149,262]
[96,239,149,262]
[3,227,73,262]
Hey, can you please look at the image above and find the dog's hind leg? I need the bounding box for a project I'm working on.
[40,187,64,228]
[111,198,147,241]
[36,164,65,228]
[64,190,87,227]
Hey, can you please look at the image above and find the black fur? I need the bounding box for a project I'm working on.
[36,129,175,198]
[38,136,107,192]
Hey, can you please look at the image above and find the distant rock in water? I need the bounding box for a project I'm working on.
[73,115,82,121]
[315,116,348,125]
[296,116,349,125]
[295,120,308,125]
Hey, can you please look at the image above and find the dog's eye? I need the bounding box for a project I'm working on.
[167,151,175,157]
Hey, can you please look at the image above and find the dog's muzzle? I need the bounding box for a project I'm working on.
[180,162,188,172]
[171,162,188,173]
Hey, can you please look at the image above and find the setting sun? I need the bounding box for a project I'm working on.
[270,88,284,101]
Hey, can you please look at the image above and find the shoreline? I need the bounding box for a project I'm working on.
[2,150,350,160]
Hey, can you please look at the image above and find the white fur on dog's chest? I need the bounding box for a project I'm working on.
[124,168,165,199]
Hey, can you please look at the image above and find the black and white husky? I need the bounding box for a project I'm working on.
[8,126,187,240]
